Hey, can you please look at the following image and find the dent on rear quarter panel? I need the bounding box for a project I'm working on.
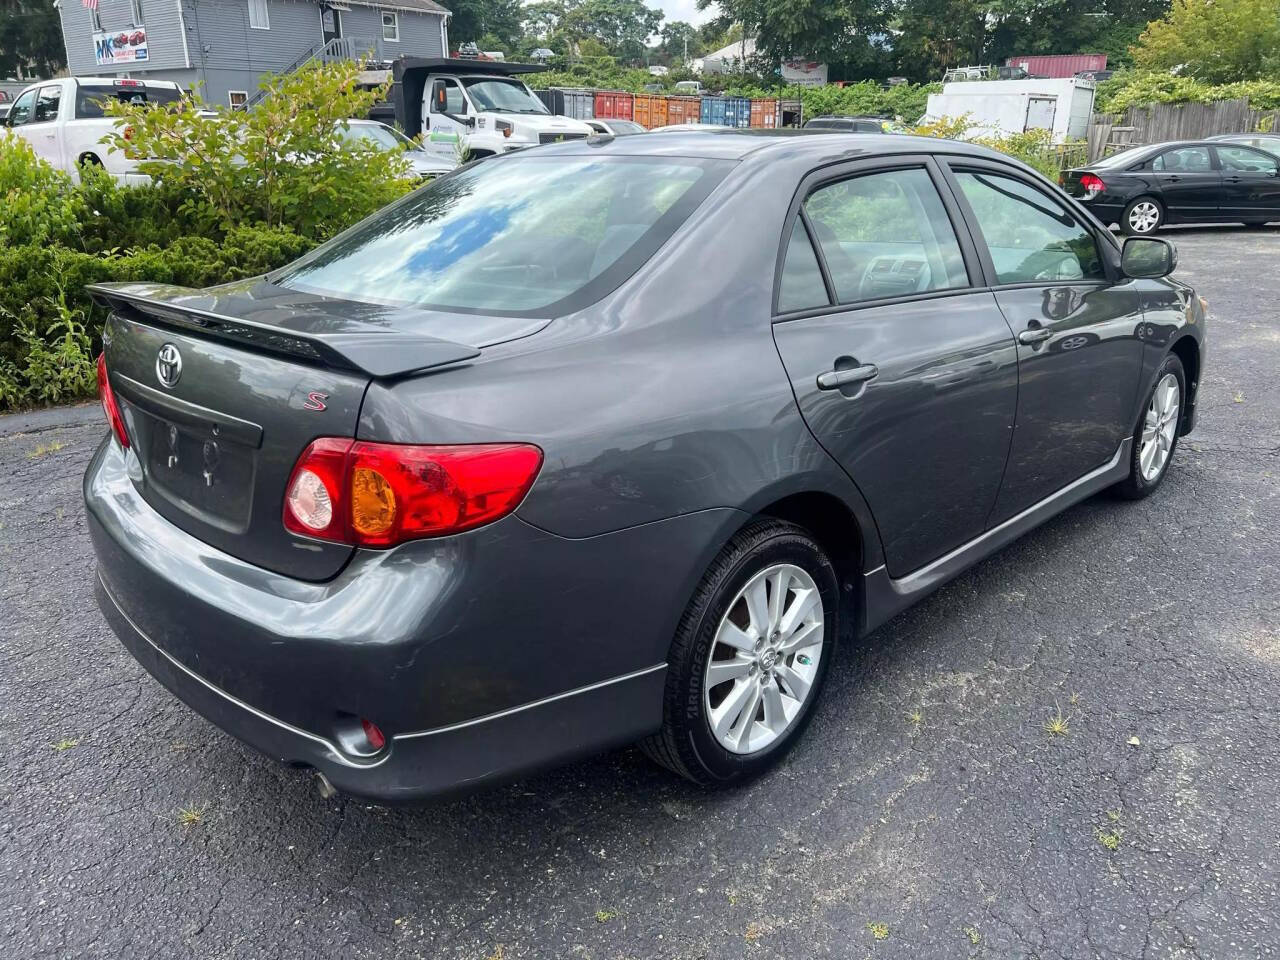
[356,156,868,549]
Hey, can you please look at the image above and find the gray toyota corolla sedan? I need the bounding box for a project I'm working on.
[85,132,1206,801]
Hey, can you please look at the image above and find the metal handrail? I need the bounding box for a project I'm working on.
[242,37,379,109]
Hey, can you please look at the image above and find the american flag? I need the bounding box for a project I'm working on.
[82,0,99,10]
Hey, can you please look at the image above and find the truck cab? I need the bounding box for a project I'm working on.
[2,76,182,183]
[391,57,594,160]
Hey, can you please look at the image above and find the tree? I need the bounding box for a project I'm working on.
[659,21,704,64]
[0,0,65,79]
[446,0,526,48]
[559,0,664,58]
[1131,0,1280,82]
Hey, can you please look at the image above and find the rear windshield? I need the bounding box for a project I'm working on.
[276,154,730,315]
[1091,145,1154,169]
[75,82,182,118]
[335,122,411,151]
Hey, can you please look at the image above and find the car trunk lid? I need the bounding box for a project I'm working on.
[89,279,541,581]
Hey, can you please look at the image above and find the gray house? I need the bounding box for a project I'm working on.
[55,0,450,108]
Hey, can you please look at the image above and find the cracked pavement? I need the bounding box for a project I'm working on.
[2,228,1278,959]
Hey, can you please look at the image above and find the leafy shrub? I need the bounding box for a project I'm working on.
[103,60,416,237]
[1096,71,1280,114]
[0,134,85,249]
[1,60,421,410]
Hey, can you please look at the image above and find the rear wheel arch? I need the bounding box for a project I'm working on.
[77,152,103,167]
[1169,334,1200,431]
[750,491,866,639]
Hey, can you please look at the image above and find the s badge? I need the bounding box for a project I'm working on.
[303,392,328,411]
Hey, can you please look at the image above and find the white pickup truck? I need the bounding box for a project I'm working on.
[2,76,182,182]
[390,57,595,161]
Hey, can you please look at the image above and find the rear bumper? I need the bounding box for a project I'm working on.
[85,438,740,800]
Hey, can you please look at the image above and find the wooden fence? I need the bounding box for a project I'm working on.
[1086,98,1280,161]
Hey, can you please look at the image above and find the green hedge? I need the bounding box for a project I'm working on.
[0,61,415,411]
[1096,71,1280,114]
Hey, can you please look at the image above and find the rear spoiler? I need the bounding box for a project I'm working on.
[87,283,480,379]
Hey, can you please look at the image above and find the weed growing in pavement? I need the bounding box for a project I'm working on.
[51,738,79,752]
[594,909,616,923]
[1044,705,1071,736]
[27,440,67,459]
[907,709,924,727]
[867,921,890,941]
[744,922,765,942]
[962,925,981,945]
[176,803,208,827]
[1096,810,1123,850]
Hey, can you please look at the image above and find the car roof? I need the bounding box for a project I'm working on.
[531,129,1016,164]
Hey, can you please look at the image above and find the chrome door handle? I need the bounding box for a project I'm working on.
[817,363,879,390]
[1018,327,1053,345]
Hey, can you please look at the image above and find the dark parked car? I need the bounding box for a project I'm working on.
[86,132,1206,801]
[1061,139,1280,234]
[803,115,886,133]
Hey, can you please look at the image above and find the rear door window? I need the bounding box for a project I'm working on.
[777,219,830,313]
[954,170,1104,284]
[276,155,731,315]
[33,86,61,123]
[803,167,969,304]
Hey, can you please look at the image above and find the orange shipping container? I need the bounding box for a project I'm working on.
[633,94,668,129]
[750,98,778,128]
[666,96,700,125]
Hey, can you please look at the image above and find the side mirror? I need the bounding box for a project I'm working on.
[1121,236,1177,279]
[434,84,446,109]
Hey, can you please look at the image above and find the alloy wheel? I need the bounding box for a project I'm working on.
[703,563,824,755]
[1128,201,1160,234]
[1140,372,1180,481]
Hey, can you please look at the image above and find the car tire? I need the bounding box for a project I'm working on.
[1122,197,1164,235]
[641,518,839,787]
[1113,353,1186,500]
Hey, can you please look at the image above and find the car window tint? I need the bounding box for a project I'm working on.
[277,156,730,315]
[777,218,829,313]
[33,86,61,123]
[803,167,968,304]
[1153,146,1212,172]
[1217,145,1279,173]
[7,89,35,126]
[955,171,1105,284]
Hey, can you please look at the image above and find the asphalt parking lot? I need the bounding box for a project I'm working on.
[2,227,1278,960]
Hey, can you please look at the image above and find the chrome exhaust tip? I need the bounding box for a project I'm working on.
[314,771,339,799]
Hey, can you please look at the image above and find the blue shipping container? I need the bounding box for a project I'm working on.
[700,97,727,126]
[724,96,751,128]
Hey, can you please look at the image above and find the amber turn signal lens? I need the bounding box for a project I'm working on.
[350,466,396,537]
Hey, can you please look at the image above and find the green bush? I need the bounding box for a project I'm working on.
[1097,71,1280,114]
[1,60,417,410]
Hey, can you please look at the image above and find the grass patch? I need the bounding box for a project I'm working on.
[26,440,66,459]
[52,738,79,752]
[1044,706,1071,737]
[1096,809,1123,850]
[176,803,208,827]
[594,908,616,923]
[867,921,890,941]
[962,925,981,945]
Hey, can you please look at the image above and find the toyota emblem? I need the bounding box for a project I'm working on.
[156,343,182,389]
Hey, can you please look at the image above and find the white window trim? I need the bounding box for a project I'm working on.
[381,10,399,41]
[247,0,269,30]
[228,90,249,109]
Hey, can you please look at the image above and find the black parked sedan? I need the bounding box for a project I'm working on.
[1062,139,1280,234]
[86,132,1206,801]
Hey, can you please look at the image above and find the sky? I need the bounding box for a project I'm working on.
[650,0,715,27]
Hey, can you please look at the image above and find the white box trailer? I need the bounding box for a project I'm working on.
[924,78,1095,143]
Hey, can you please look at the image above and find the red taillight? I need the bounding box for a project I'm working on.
[360,718,386,751]
[1079,173,1105,198]
[283,439,543,547]
[96,353,130,449]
